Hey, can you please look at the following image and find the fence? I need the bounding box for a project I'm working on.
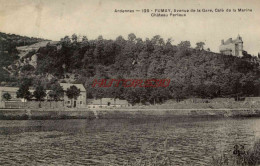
[3,101,65,109]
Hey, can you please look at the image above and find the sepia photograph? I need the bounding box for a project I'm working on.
[0,0,260,165]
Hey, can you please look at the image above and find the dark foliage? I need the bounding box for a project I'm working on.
[66,85,80,100]
[11,34,260,104]
[48,83,64,101]
[2,92,11,101]
[0,32,47,84]
[16,78,33,101]
[33,85,46,101]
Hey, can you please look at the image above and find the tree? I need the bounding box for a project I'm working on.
[195,42,205,50]
[242,50,252,59]
[48,83,64,107]
[178,41,191,49]
[166,38,172,44]
[158,38,165,46]
[93,36,104,63]
[72,33,78,43]
[66,85,80,107]
[60,35,71,46]
[16,79,32,102]
[33,85,46,108]
[33,85,46,101]
[115,35,126,47]
[128,33,136,42]
[151,35,161,45]
[82,36,88,43]
[2,92,11,101]
[33,34,260,105]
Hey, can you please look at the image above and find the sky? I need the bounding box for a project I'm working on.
[0,0,259,55]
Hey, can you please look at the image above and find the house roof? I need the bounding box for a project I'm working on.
[221,48,232,51]
[223,36,243,45]
[59,83,86,92]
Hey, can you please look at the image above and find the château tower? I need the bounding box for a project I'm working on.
[219,35,243,57]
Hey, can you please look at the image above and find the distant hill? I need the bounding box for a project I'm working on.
[0,32,48,53]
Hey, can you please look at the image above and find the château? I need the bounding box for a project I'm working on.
[219,35,243,57]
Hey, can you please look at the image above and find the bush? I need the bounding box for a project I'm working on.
[246,140,260,165]
[212,140,260,166]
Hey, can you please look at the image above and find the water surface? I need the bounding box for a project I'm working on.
[0,118,260,165]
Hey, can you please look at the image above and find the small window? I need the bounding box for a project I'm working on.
[80,101,83,104]
[67,101,70,104]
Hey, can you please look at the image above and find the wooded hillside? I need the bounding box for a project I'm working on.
[0,32,47,84]
[34,34,260,104]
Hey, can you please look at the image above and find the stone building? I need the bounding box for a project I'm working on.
[0,83,87,108]
[219,35,243,57]
[0,87,21,102]
[59,83,86,108]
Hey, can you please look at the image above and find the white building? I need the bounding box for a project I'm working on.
[0,83,87,108]
[87,98,131,109]
[219,35,243,57]
[59,83,87,108]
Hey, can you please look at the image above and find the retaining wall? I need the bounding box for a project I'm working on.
[0,108,260,120]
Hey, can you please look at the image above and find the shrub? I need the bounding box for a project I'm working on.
[212,140,260,166]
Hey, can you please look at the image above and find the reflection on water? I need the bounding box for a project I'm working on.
[0,118,260,165]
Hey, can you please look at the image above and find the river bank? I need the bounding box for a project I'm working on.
[0,108,260,120]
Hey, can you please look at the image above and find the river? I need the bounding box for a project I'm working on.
[0,117,260,165]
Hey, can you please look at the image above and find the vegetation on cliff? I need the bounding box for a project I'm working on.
[34,34,260,104]
[1,32,260,104]
[0,32,47,84]
[212,141,260,166]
